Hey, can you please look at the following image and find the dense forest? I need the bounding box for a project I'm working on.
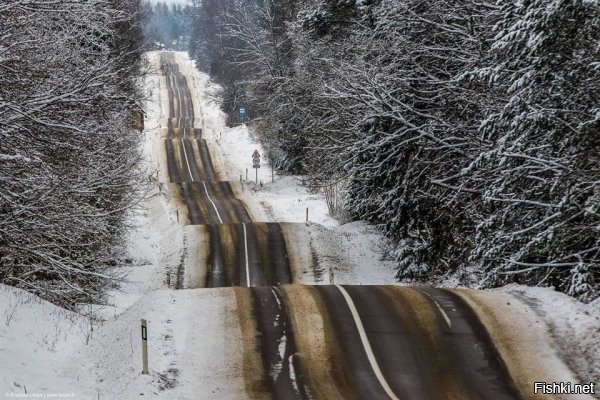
[189,0,599,301]
[143,1,193,49]
[0,0,147,309]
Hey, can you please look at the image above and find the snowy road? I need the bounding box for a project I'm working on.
[0,51,596,400]
[264,285,521,399]
[147,52,595,399]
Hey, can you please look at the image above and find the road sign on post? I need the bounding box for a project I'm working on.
[252,149,261,169]
[252,150,261,184]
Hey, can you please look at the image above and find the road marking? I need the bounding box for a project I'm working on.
[172,62,224,225]
[243,223,251,287]
[271,288,282,309]
[288,354,300,395]
[202,181,223,224]
[432,300,452,328]
[416,289,452,328]
[335,285,400,400]
[181,139,196,182]
[173,67,196,183]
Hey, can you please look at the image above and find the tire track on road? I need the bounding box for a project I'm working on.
[252,287,310,399]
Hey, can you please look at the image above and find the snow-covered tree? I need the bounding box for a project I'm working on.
[465,0,600,300]
[0,0,147,309]
[187,0,599,300]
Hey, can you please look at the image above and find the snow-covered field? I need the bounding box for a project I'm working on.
[0,52,597,399]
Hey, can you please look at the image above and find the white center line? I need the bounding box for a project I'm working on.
[335,285,400,400]
[202,181,223,224]
[416,289,452,328]
[181,139,195,182]
[173,68,194,182]
[243,223,251,287]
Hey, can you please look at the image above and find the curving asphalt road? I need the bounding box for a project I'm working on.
[313,285,521,400]
[158,52,527,400]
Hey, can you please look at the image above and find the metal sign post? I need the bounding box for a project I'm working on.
[141,319,148,374]
[239,107,246,123]
[252,150,260,185]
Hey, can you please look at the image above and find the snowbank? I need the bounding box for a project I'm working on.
[0,285,88,396]
[503,285,600,384]
[64,288,248,399]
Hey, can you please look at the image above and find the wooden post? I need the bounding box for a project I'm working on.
[176,209,179,223]
[141,319,148,374]
[246,168,248,181]
[306,207,309,222]
[271,168,274,183]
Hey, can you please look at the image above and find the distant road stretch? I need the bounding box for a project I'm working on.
[160,52,293,288]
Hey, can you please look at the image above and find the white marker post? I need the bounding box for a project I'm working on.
[141,319,148,374]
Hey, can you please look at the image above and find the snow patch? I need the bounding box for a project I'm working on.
[0,285,88,395]
[503,285,600,384]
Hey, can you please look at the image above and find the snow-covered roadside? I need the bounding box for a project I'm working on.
[503,285,600,385]
[460,285,599,399]
[93,51,185,320]
[0,285,88,396]
[0,51,192,397]
[65,288,249,400]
